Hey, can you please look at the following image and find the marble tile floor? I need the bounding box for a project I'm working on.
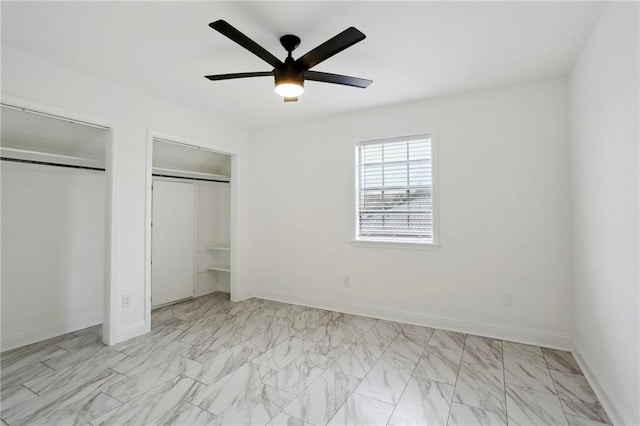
[0,292,612,426]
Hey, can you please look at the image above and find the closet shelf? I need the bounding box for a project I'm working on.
[207,266,231,273]
[1,147,106,169]
[152,167,230,182]
[207,246,230,251]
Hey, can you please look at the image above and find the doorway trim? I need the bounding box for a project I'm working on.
[144,130,239,329]
[0,94,120,346]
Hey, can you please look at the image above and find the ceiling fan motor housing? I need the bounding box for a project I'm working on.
[274,63,305,89]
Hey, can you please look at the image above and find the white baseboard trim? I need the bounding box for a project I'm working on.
[1,313,103,352]
[250,288,572,350]
[116,320,149,343]
[232,289,252,303]
[572,342,631,426]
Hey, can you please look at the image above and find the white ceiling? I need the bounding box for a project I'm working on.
[2,1,604,129]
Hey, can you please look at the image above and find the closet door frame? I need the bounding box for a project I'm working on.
[1,94,120,346]
[144,131,238,330]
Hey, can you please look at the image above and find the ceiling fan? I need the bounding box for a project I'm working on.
[205,20,372,102]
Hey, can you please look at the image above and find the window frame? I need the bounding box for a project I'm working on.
[350,133,440,250]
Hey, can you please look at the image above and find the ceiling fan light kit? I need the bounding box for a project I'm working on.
[274,63,304,98]
[274,82,304,97]
[205,20,372,102]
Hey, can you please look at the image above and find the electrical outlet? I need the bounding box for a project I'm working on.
[122,294,131,308]
[502,294,512,307]
[344,277,350,288]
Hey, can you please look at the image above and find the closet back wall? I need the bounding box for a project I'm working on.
[196,182,231,295]
[1,162,105,349]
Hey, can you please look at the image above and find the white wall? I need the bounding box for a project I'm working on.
[569,2,639,425]
[249,77,573,348]
[1,162,105,349]
[1,47,253,343]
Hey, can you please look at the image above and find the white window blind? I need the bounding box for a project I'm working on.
[355,135,433,243]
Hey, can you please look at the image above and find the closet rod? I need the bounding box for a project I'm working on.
[153,137,230,156]
[153,136,210,153]
[1,104,110,130]
[152,173,229,183]
[2,158,228,182]
[153,137,204,149]
[0,157,105,171]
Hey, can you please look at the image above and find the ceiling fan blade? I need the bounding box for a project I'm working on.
[295,27,365,71]
[305,71,372,88]
[209,20,283,68]
[205,71,273,81]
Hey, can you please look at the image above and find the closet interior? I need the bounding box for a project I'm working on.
[0,104,109,350]
[151,138,232,309]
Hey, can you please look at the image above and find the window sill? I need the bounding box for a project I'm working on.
[350,240,441,251]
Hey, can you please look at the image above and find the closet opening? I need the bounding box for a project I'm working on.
[0,102,116,349]
[147,136,233,324]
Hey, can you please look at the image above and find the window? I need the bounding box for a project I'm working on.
[355,135,436,245]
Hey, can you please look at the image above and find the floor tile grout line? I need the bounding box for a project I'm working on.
[258,326,342,423]
[544,350,574,426]
[280,319,391,425]
[264,345,339,424]
[214,312,349,424]
[445,334,468,426]
[382,329,434,425]
[500,338,509,425]
[86,368,209,424]
[19,362,51,395]
[18,350,125,394]
[313,321,378,421]
[7,371,118,426]
[325,357,384,424]
[84,389,128,424]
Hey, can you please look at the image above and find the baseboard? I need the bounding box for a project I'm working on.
[116,320,149,343]
[572,341,631,426]
[250,288,572,350]
[232,288,252,302]
[1,313,103,352]
[195,282,228,298]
